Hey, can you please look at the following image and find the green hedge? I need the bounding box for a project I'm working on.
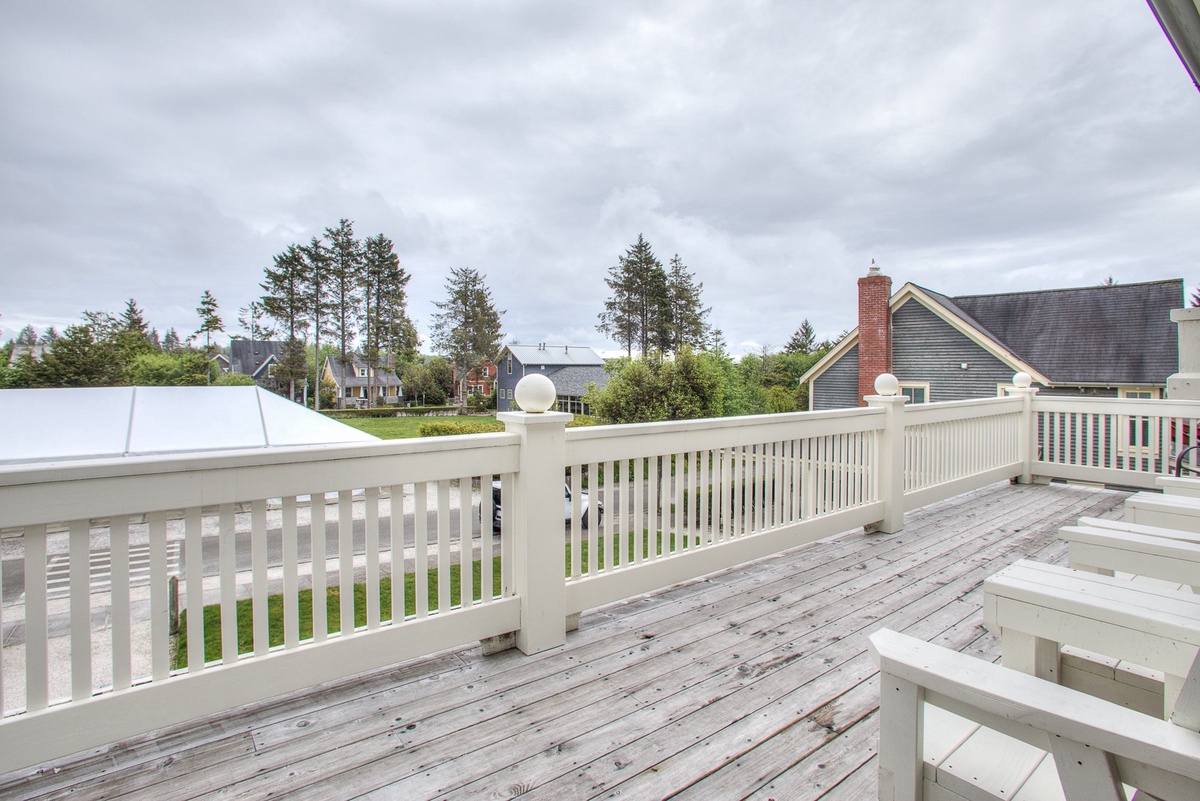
[323,405,456,420]
[419,419,506,437]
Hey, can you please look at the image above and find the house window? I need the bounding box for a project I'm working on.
[358,367,368,378]
[345,388,353,398]
[267,364,276,378]
[506,355,512,375]
[898,382,930,404]
[1120,387,1161,455]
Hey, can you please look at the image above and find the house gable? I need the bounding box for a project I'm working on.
[802,278,1181,409]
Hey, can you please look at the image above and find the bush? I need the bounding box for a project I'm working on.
[419,420,505,437]
[214,372,256,387]
[567,415,601,428]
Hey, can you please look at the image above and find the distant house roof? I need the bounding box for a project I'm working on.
[8,343,49,365]
[504,344,606,369]
[544,365,611,397]
[0,386,378,465]
[230,340,284,379]
[926,280,1181,386]
[323,355,403,389]
[801,278,1182,389]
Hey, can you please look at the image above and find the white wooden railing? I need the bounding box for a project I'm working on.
[2,380,1199,773]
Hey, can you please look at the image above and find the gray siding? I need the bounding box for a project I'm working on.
[812,344,860,410]
[890,302,1016,401]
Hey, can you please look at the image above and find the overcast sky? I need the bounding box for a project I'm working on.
[2,1,1198,356]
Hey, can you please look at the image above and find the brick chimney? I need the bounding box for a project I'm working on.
[857,261,892,406]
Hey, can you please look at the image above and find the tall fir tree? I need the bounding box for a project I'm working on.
[431,267,504,403]
[15,325,38,345]
[362,233,414,406]
[237,300,276,341]
[161,328,182,352]
[784,319,817,355]
[664,254,711,353]
[301,237,334,410]
[597,234,670,357]
[324,219,364,368]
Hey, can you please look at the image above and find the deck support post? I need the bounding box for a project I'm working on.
[1006,374,1039,484]
[866,389,906,534]
[498,406,572,655]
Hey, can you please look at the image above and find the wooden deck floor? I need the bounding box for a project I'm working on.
[0,481,1130,801]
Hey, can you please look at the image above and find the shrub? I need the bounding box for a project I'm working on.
[419,420,505,437]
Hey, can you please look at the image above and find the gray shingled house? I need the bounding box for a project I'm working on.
[229,340,284,385]
[496,344,610,414]
[322,354,403,408]
[802,270,1182,410]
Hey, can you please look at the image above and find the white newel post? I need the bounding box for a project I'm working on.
[497,374,571,655]
[1005,372,1038,484]
[865,373,906,534]
[1168,308,1200,400]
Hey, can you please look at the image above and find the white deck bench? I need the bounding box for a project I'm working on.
[1156,475,1200,498]
[870,628,1200,801]
[1125,492,1200,534]
[1059,524,1200,591]
[984,559,1200,721]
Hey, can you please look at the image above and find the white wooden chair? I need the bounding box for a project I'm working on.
[870,628,1200,801]
[984,559,1200,723]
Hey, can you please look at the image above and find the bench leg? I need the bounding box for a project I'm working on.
[878,673,924,801]
[1001,629,1061,682]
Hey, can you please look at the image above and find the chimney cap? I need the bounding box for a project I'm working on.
[867,259,881,277]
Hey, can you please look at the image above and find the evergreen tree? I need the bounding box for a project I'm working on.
[261,243,313,403]
[115,299,155,378]
[16,325,38,345]
[362,233,413,406]
[162,328,182,352]
[430,267,504,403]
[37,323,123,387]
[597,234,670,357]
[784,319,817,355]
[301,237,334,410]
[39,327,60,345]
[148,328,162,351]
[237,301,276,341]
[664,254,711,353]
[324,218,364,367]
[194,291,223,359]
[1192,288,1200,307]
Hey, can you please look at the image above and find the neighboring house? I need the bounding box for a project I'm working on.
[496,344,610,414]
[228,340,283,385]
[801,266,1182,410]
[7,343,48,365]
[453,360,498,401]
[322,355,403,408]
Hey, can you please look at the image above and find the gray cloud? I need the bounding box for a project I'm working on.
[2,1,1198,355]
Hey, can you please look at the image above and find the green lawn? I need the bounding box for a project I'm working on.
[341,415,499,439]
[173,531,691,668]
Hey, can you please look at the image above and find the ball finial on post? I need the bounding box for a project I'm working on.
[514,374,557,413]
[873,373,899,397]
[1013,372,1032,389]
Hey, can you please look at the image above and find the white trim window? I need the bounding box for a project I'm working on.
[358,367,368,378]
[898,382,930,404]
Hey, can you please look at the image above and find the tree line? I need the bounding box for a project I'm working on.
[2,226,834,423]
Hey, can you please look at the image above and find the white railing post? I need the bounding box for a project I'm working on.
[497,375,571,655]
[1006,372,1039,485]
[865,374,906,534]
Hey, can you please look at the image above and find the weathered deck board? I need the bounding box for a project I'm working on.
[0,481,1127,801]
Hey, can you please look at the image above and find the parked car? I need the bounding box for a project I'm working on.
[488,479,602,530]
